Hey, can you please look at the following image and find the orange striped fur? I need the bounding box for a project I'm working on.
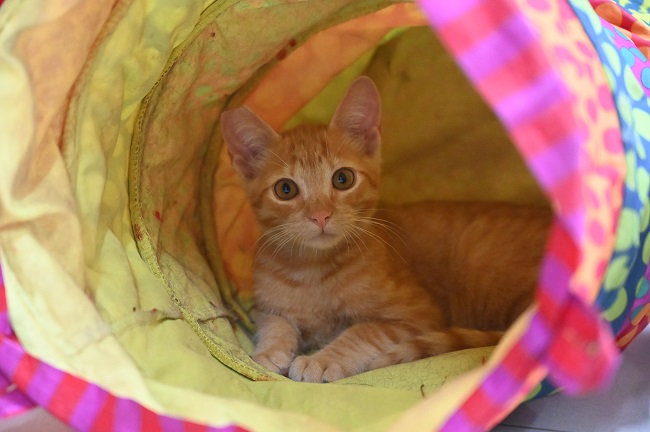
[221,77,551,383]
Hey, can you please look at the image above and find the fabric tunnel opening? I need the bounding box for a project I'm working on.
[4,0,650,431]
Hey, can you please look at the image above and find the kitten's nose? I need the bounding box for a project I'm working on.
[310,210,332,230]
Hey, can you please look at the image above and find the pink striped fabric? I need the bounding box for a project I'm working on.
[0,372,35,418]
[0,267,35,419]
[0,266,248,431]
[417,0,623,430]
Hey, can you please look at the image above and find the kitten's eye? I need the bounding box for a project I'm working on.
[332,168,355,190]
[273,179,299,200]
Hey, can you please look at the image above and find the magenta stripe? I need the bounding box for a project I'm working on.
[539,254,575,302]
[68,383,109,431]
[0,389,35,418]
[26,362,65,407]
[416,0,483,27]
[0,339,37,418]
[495,71,570,128]
[457,12,536,81]
[527,131,584,188]
[481,364,520,405]
[115,398,142,431]
[0,293,247,432]
[0,340,23,379]
[560,209,587,248]
[520,314,553,354]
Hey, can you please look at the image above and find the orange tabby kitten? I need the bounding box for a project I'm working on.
[221,77,551,383]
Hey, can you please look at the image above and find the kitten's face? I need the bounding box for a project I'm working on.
[247,126,380,251]
[221,76,382,253]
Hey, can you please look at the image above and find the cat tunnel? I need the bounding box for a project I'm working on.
[1,0,650,430]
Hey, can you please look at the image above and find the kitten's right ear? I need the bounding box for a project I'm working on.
[221,106,280,179]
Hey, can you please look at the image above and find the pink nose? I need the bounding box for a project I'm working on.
[310,210,332,230]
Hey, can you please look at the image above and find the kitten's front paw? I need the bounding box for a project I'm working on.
[253,350,294,376]
[288,354,349,383]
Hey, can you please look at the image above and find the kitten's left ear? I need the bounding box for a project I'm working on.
[330,76,382,156]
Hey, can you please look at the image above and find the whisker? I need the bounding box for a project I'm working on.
[348,227,368,251]
[255,226,287,247]
[255,221,302,256]
[356,218,408,246]
[354,235,367,264]
[345,227,365,263]
[271,235,294,260]
[349,210,407,232]
[347,210,409,246]
[352,225,407,264]
[290,233,299,258]
[256,229,290,256]
[256,221,296,237]
[358,216,405,232]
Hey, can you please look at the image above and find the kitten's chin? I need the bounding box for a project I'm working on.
[306,232,344,251]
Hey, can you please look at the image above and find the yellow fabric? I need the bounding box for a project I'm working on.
[0,0,162,409]
[0,0,553,430]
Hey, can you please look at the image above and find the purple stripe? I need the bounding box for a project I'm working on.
[416,0,483,27]
[528,131,582,188]
[0,340,23,379]
[0,338,37,418]
[481,365,520,405]
[0,389,35,418]
[457,13,536,82]
[495,71,570,128]
[539,254,574,303]
[26,362,64,407]
[115,398,142,431]
[520,314,552,355]
[68,383,109,432]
